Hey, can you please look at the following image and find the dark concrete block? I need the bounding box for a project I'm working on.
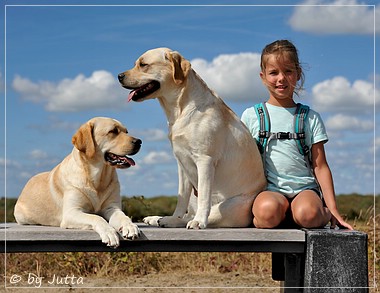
[303,229,368,293]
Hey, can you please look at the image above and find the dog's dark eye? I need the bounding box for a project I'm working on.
[109,127,119,135]
[140,62,148,68]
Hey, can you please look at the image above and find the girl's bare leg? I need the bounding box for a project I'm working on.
[291,190,331,228]
[252,191,289,228]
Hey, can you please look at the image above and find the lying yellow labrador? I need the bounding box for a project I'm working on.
[14,117,142,247]
[118,48,266,229]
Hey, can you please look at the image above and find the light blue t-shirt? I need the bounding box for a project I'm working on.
[241,103,328,198]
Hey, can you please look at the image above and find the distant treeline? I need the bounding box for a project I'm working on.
[1,194,378,223]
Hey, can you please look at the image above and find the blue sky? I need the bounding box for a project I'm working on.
[1,0,379,198]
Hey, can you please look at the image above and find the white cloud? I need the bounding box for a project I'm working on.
[0,157,21,169]
[142,151,174,165]
[324,137,375,194]
[20,172,33,180]
[10,53,267,109]
[311,76,378,113]
[28,150,61,169]
[117,162,142,177]
[325,113,373,132]
[29,149,49,160]
[12,70,125,112]
[289,0,379,35]
[137,128,168,142]
[190,53,267,102]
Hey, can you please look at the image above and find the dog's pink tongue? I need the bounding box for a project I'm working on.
[126,157,136,166]
[128,90,136,102]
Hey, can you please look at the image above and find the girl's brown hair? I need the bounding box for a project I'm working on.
[260,40,305,96]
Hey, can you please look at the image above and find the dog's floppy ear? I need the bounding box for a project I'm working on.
[167,51,191,84]
[72,122,96,159]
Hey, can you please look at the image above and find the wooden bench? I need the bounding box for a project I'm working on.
[0,223,368,292]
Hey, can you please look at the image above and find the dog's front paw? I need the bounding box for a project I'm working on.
[186,220,207,229]
[98,226,120,248]
[143,216,163,226]
[157,216,187,228]
[119,222,140,240]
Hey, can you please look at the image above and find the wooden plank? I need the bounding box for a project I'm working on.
[0,223,306,242]
[0,223,305,253]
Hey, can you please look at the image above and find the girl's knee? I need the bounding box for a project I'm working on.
[252,196,287,228]
[292,206,316,226]
[291,190,330,228]
[292,205,329,228]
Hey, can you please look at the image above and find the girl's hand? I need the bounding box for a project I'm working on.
[330,214,353,230]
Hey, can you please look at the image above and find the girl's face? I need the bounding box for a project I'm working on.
[260,54,300,106]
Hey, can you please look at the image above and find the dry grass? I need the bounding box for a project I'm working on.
[2,251,273,282]
[356,207,379,290]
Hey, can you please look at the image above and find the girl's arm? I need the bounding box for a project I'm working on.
[311,142,353,230]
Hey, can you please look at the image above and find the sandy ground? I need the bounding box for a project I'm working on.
[3,271,282,292]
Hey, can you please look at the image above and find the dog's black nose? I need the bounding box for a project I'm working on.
[131,138,142,155]
[134,138,142,146]
[118,73,125,82]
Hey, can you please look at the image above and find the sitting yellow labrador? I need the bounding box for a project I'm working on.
[118,48,266,229]
[14,117,142,247]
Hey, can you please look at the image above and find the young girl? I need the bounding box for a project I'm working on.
[241,40,352,229]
